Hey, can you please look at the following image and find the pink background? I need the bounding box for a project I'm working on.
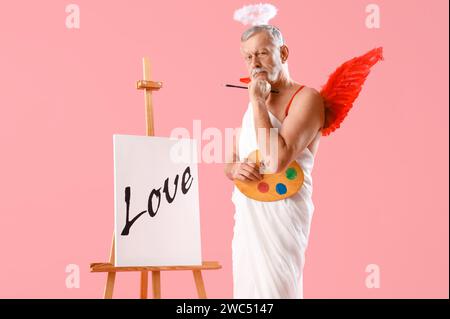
[0,0,448,298]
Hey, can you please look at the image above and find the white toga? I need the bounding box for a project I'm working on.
[231,101,316,299]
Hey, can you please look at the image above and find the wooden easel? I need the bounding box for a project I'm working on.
[90,57,221,299]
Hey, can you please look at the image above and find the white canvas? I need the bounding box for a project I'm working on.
[113,134,202,267]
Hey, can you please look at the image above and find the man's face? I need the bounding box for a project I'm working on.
[240,31,283,83]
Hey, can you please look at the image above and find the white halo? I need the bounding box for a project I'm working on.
[233,3,278,26]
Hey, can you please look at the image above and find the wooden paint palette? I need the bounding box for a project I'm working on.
[234,150,304,202]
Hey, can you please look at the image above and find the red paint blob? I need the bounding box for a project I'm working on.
[257,182,269,193]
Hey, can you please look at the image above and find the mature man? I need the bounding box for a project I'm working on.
[224,24,325,299]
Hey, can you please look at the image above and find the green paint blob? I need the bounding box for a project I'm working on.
[285,167,297,180]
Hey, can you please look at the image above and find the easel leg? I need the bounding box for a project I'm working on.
[152,271,161,299]
[104,233,116,299]
[193,270,207,299]
[104,272,116,299]
[140,271,148,299]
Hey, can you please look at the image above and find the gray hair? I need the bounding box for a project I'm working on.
[240,25,284,47]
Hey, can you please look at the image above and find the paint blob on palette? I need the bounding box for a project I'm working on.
[234,150,304,202]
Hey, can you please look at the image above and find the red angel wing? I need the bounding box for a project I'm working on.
[320,47,384,136]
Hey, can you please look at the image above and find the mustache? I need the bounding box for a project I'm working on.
[251,68,267,76]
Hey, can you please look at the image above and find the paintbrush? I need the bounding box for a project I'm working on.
[225,84,279,94]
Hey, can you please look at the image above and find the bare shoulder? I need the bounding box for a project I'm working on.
[291,85,325,114]
[299,86,323,104]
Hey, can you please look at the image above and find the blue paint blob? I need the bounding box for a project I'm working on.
[276,183,287,195]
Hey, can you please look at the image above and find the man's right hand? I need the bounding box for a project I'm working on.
[231,158,263,182]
